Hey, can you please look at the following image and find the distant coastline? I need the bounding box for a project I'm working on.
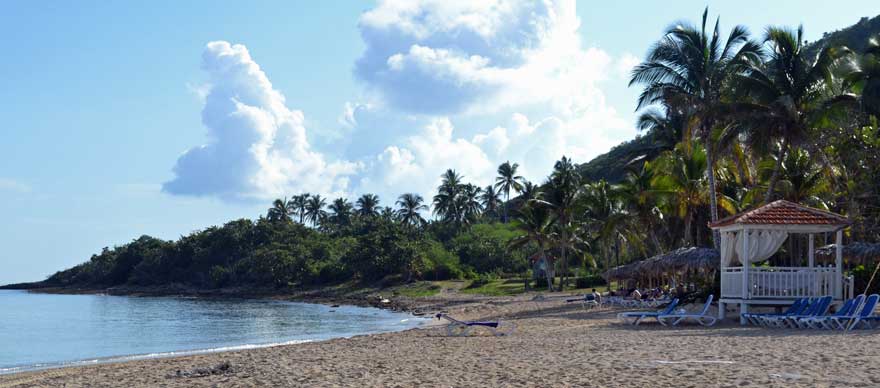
[0,282,428,313]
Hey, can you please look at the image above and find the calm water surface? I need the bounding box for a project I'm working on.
[0,290,424,373]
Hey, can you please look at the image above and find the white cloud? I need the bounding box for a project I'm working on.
[0,178,31,193]
[354,0,625,116]
[163,41,358,201]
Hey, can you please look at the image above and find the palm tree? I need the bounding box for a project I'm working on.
[328,197,353,227]
[480,185,502,221]
[539,156,581,290]
[519,180,542,202]
[458,183,483,225]
[267,197,293,223]
[618,161,664,254]
[771,147,831,209]
[290,194,309,224]
[630,7,761,248]
[509,203,556,290]
[842,34,880,119]
[434,169,463,224]
[636,106,689,150]
[396,193,428,227]
[494,161,525,223]
[734,26,847,203]
[582,180,632,280]
[356,194,380,217]
[305,194,327,227]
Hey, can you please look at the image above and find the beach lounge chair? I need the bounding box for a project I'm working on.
[617,298,679,326]
[825,294,880,330]
[741,298,807,326]
[657,295,716,326]
[799,295,863,330]
[774,296,832,329]
[757,297,821,328]
[435,313,516,337]
[566,294,600,310]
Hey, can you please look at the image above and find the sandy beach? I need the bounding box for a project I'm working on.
[2,293,879,388]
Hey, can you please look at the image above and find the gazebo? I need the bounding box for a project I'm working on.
[708,200,853,324]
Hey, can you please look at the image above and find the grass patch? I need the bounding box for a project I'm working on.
[460,278,527,296]
[392,282,442,297]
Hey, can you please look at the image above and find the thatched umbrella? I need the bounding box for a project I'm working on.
[815,242,880,265]
[602,247,719,283]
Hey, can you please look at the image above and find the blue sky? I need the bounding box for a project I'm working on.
[1,1,876,285]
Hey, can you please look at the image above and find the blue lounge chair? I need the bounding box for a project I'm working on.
[658,295,717,326]
[741,298,807,326]
[775,296,832,329]
[826,294,880,330]
[758,297,823,328]
[435,313,516,336]
[617,298,680,326]
[799,295,864,330]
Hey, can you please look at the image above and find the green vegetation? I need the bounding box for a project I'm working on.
[24,10,880,297]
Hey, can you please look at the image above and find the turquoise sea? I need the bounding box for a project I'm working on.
[0,290,424,374]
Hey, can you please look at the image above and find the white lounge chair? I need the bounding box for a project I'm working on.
[618,298,679,326]
[658,295,717,326]
[435,313,516,337]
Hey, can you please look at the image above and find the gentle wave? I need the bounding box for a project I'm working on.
[0,339,314,375]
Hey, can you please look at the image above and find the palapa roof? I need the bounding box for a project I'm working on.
[815,242,880,264]
[603,247,719,281]
[708,200,850,229]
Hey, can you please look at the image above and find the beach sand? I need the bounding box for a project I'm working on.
[2,294,879,388]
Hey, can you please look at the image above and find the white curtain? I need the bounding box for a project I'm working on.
[720,231,737,268]
[722,230,789,266]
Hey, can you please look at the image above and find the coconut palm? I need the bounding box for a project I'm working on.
[327,197,353,227]
[772,147,831,209]
[842,34,880,118]
[519,180,542,202]
[539,156,581,290]
[458,183,483,225]
[480,185,502,221]
[509,203,557,290]
[356,194,380,218]
[304,194,327,227]
[290,194,309,224]
[434,169,464,224]
[653,145,712,246]
[267,197,293,223]
[733,25,848,203]
[494,161,525,223]
[582,180,632,278]
[618,161,664,254]
[630,7,761,248]
[396,193,428,227]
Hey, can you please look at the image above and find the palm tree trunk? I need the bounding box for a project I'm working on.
[703,133,721,250]
[684,211,694,247]
[560,243,567,292]
[764,140,788,204]
[504,189,510,223]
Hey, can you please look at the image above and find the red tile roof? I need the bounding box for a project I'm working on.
[708,200,850,228]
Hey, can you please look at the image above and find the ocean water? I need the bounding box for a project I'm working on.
[0,290,424,374]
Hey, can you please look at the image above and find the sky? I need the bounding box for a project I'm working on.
[1,0,877,285]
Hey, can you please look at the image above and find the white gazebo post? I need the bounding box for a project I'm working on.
[808,234,815,268]
[740,228,750,324]
[835,230,843,299]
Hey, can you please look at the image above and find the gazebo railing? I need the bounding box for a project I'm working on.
[721,266,839,299]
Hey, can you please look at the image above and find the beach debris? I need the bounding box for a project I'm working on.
[653,360,734,365]
[769,372,802,380]
[172,361,236,378]
[380,298,391,304]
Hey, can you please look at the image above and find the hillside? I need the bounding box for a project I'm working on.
[578,14,880,183]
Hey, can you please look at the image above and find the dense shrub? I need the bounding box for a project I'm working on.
[574,275,607,289]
